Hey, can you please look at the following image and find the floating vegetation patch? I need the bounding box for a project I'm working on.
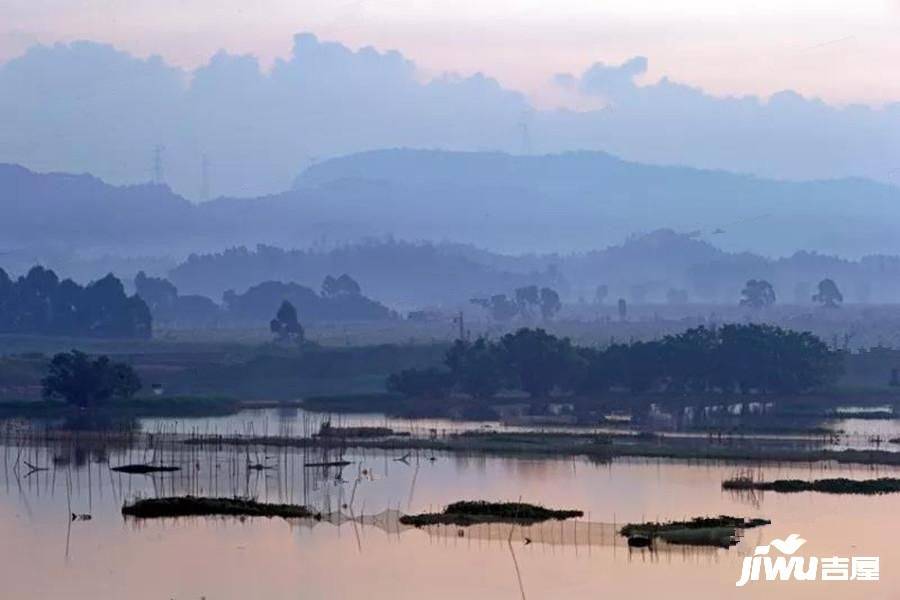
[315,422,409,439]
[399,500,583,527]
[723,476,900,495]
[121,496,317,519]
[111,464,180,474]
[304,460,352,468]
[620,515,771,548]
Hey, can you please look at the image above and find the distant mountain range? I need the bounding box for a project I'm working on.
[2,149,899,264]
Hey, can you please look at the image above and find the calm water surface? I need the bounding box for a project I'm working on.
[135,407,900,452]
[1,427,897,600]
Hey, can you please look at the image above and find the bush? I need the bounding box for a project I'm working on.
[42,350,141,408]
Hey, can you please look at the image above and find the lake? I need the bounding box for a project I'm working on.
[1,419,897,599]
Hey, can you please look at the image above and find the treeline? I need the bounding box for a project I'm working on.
[0,266,151,338]
[135,271,395,327]
[224,276,394,324]
[388,324,842,400]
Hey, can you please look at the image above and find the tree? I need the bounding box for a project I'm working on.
[270,300,305,343]
[0,266,151,338]
[470,294,519,322]
[812,278,843,308]
[539,287,562,321]
[322,274,362,298]
[134,271,178,312]
[42,350,141,408]
[740,279,776,309]
[445,338,503,398]
[226,280,392,324]
[514,285,540,317]
[499,328,574,398]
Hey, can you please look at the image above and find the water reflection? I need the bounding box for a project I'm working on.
[1,432,898,599]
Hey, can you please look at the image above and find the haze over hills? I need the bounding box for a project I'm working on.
[295,149,900,256]
[165,231,900,308]
[3,149,900,263]
[3,34,899,200]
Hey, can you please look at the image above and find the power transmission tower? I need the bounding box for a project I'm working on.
[153,145,165,184]
[200,154,210,200]
[453,311,466,341]
[519,111,532,154]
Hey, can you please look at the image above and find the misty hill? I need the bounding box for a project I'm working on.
[169,241,563,308]
[163,231,900,307]
[295,149,900,257]
[3,149,900,263]
[0,164,192,252]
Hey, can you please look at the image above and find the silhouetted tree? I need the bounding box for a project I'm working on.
[514,285,540,317]
[0,266,151,338]
[322,274,362,298]
[401,325,842,401]
[539,287,561,321]
[445,338,503,398]
[812,278,843,308]
[499,328,575,398]
[470,294,519,322]
[42,350,141,408]
[134,271,178,311]
[270,300,305,343]
[225,280,392,324]
[740,279,776,309]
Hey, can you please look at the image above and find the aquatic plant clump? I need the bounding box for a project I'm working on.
[121,496,317,519]
[111,464,180,474]
[399,500,584,527]
[620,515,771,547]
[723,477,900,495]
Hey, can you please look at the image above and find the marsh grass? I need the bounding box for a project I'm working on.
[620,516,771,547]
[400,500,583,527]
[121,496,317,519]
[723,476,900,495]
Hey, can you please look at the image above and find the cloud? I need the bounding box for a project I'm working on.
[546,56,900,182]
[573,56,648,103]
[0,34,898,199]
[0,34,528,197]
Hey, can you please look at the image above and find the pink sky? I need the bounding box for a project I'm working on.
[1,0,899,108]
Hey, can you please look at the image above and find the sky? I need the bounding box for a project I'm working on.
[1,1,899,200]
[2,0,900,109]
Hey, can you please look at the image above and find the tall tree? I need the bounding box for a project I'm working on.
[270,300,304,343]
[617,298,628,321]
[499,328,574,398]
[322,274,362,298]
[812,278,843,308]
[42,350,141,408]
[514,285,540,317]
[539,287,562,321]
[740,279,776,309]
